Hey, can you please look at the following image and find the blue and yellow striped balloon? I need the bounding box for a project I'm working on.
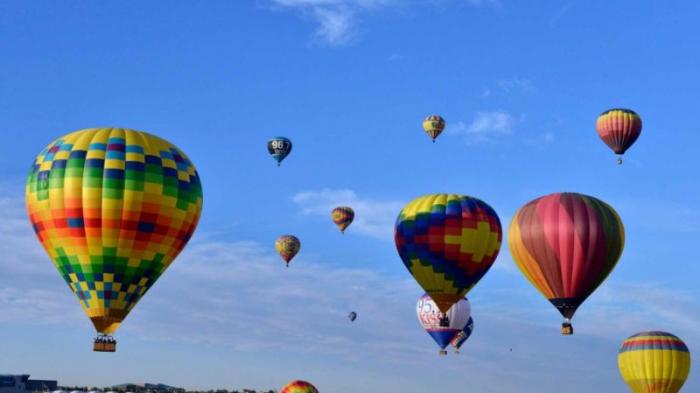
[618,331,691,393]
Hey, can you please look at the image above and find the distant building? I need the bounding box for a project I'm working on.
[111,384,183,393]
[0,375,58,393]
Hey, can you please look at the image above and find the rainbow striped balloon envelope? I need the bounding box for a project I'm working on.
[25,128,203,340]
[508,192,624,334]
[395,194,502,313]
[618,331,691,393]
[280,380,319,393]
[596,108,642,162]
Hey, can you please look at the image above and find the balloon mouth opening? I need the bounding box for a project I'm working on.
[89,312,124,334]
[94,335,117,352]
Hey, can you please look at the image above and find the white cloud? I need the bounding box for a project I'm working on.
[270,0,499,44]
[126,238,427,360]
[496,77,534,94]
[292,188,404,240]
[270,0,385,45]
[309,4,356,44]
[449,110,518,144]
[3,186,700,392]
[579,282,700,344]
[480,77,534,98]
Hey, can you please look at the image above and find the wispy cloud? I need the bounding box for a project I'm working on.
[481,77,534,97]
[128,238,426,360]
[496,77,534,94]
[292,188,404,240]
[581,282,700,343]
[449,110,519,144]
[2,188,699,392]
[270,0,500,45]
[270,0,385,45]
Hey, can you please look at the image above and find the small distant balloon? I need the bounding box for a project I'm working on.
[331,206,354,234]
[416,294,471,355]
[280,380,319,393]
[275,235,300,267]
[348,311,357,322]
[596,109,642,164]
[268,136,292,166]
[422,115,445,142]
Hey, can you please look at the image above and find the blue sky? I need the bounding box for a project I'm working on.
[1,1,699,392]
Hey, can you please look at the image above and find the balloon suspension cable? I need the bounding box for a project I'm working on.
[561,318,573,335]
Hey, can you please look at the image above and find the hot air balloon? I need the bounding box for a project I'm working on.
[596,108,642,164]
[267,136,292,166]
[276,235,300,267]
[331,206,354,234]
[508,192,624,335]
[416,294,471,355]
[281,380,319,393]
[450,316,474,354]
[422,115,445,143]
[25,128,203,352]
[348,311,357,322]
[618,331,691,393]
[395,194,502,320]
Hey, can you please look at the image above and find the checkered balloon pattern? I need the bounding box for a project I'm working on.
[25,128,203,334]
[394,194,502,313]
[280,380,319,393]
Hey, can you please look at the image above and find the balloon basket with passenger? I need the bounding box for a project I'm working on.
[93,334,117,352]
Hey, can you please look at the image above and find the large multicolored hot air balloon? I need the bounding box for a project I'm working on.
[331,206,354,234]
[267,136,292,166]
[395,194,502,315]
[422,115,446,142]
[280,380,319,393]
[508,192,624,334]
[596,108,642,164]
[450,316,474,354]
[275,235,300,267]
[618,331,691,393]
[25,128,203,352]
[416,294,471,355]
